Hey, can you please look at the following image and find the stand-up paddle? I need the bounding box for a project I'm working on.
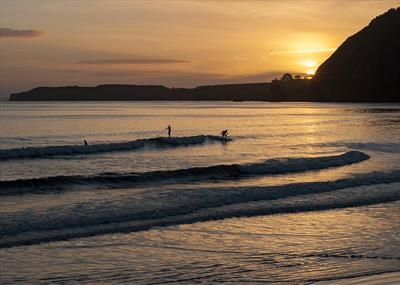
[156,125,172,138]
[155,128,166,137]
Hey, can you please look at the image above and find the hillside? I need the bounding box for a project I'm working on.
[309,8,400,101]
[9,83,272,101]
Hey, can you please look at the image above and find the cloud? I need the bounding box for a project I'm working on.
[0,28,45,38]
[223,71,286,83]
[59,68,156,77]
[269,48,335,55]
[234,56,248,61]
[76,58,189,65]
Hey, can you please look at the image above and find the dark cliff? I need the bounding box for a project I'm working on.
[309,8,400,101]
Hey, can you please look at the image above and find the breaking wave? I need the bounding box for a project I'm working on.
[0,135,230,160]
[0,170,399,248]
[307,142,400,153]
[0,151,369,195]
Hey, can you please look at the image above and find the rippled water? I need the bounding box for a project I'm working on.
[0,101,399,284]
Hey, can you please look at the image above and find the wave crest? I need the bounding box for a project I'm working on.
[0,170,399,248]
[0,151,369,195]
[0,135,230,160]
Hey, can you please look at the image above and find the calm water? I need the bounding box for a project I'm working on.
[0,101,399,284]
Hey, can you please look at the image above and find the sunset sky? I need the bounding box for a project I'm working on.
[0,0,398,99]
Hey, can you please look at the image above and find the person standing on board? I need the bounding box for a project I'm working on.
[221,129,228,138]
[167,125,171,138]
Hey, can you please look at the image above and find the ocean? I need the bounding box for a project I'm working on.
[0,101,399,284]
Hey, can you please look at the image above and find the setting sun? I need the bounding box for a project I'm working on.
[299,60,317,68]
[1,1,398,98]
[298,60,317,75]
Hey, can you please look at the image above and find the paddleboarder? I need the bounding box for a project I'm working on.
[167,125,171,138]
[155,124,172,138]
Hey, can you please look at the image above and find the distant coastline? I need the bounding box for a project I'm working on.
[8,79,314,102]
[8,75,399,102]
[8,8,400,103]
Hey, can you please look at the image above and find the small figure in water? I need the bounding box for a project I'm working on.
[84,140,88,145]
[167,125,171,138]
[221,129,229,138]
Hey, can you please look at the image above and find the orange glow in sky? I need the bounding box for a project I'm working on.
[0,0,398,98]
[298,60,318,75]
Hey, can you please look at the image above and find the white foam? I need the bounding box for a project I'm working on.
[0,135,230,160]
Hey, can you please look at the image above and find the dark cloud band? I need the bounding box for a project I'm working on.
[76,58,188,65]
[0,28,45,38]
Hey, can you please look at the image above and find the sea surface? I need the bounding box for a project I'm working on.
[0,101,399,284]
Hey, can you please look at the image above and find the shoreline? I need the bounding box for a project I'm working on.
[313,271,400,285]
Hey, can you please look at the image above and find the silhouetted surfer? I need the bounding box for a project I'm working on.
[167,125,171,138]
[84,140,88,145]
[155,125,172,138]
[221,130,228,138]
